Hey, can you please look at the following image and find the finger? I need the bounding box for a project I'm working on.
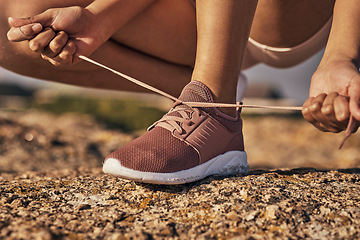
[58,40,76,64]
[302,96,330,132]
[348,77,360,121]
[350,98,360,121]
[333,95,350,123]
[8,17,34,28]
[302,97,315,123]
[41,54,61,67]
[42,31,68,58]
[321,92,339,122]
[321,92,346,132]
[28,28,56,53]
[311,93,343,132]
[8,10,57,28]
[7,23,43,42]
[307,93,327,124]
[41,40,76,66]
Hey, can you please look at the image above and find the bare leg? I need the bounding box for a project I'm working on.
[190,0,334,111]
[1,0,336,98]
[0,0,196,96]
[192,0,258,116]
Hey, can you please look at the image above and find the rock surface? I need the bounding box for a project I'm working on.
[1,110,360,239]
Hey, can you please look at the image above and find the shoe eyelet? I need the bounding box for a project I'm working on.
[178,129,186,135]
[186,121,194,126]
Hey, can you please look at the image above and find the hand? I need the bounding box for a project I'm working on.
[7,6,106,66]
[302,59,360,133]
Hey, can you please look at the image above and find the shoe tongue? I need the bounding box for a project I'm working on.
[178,81,214,103]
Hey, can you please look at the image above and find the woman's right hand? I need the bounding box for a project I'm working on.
[7,6,107,66]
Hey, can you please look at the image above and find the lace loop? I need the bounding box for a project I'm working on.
[154,105,200,135]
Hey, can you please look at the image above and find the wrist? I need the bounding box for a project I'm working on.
[320,49,360,69]
[85,5,116,42]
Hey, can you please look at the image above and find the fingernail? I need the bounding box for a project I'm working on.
[8,17,14,24]
[32,23,42,32]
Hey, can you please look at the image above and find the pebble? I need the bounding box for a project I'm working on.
[1,110,360,239]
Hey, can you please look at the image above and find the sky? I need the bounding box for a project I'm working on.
[0,49,324,105]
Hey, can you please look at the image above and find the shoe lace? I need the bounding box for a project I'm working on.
[78,55,354,148]
[153,105,202,135]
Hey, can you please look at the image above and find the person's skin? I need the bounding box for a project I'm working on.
[2,0,196,96]
[191,0,257,116]
[2,0,359,132]
[251,0,335,48]
[302,0,360,133]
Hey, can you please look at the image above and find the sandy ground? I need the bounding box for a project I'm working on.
[1,109,360,239]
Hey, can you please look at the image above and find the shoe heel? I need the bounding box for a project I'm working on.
[207,151,248,176]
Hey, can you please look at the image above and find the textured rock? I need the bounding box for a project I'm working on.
[0,110,360,239]
[1,168,360,239]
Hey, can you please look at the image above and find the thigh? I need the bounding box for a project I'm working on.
[7,0,197,67]
[250,0,335,48]
[0,0,193,93]
[2,0,95,65]
[6,0,94,16]
[111,0,197,67]
[2,0,196,68]
[1,0,95,72]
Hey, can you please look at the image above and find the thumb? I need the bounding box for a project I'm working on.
[348,76,360,121]
[8,17,33,28]
[8,9,57,28]
[7,23,43,42]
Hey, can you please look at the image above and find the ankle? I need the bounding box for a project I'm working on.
[212,95,237,117]
[218,107,237,117]
[188,80,239,117]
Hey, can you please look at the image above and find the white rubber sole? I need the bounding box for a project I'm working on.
[102,151,248,185]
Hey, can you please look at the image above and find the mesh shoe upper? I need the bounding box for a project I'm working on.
[105,81,245,173]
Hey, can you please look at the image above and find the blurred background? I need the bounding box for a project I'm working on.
[0,48,323,119]
[0,49,323,107]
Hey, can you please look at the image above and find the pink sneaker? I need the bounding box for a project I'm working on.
[103,81,248,184]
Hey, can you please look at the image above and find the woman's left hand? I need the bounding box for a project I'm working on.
[302,59,360,133]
